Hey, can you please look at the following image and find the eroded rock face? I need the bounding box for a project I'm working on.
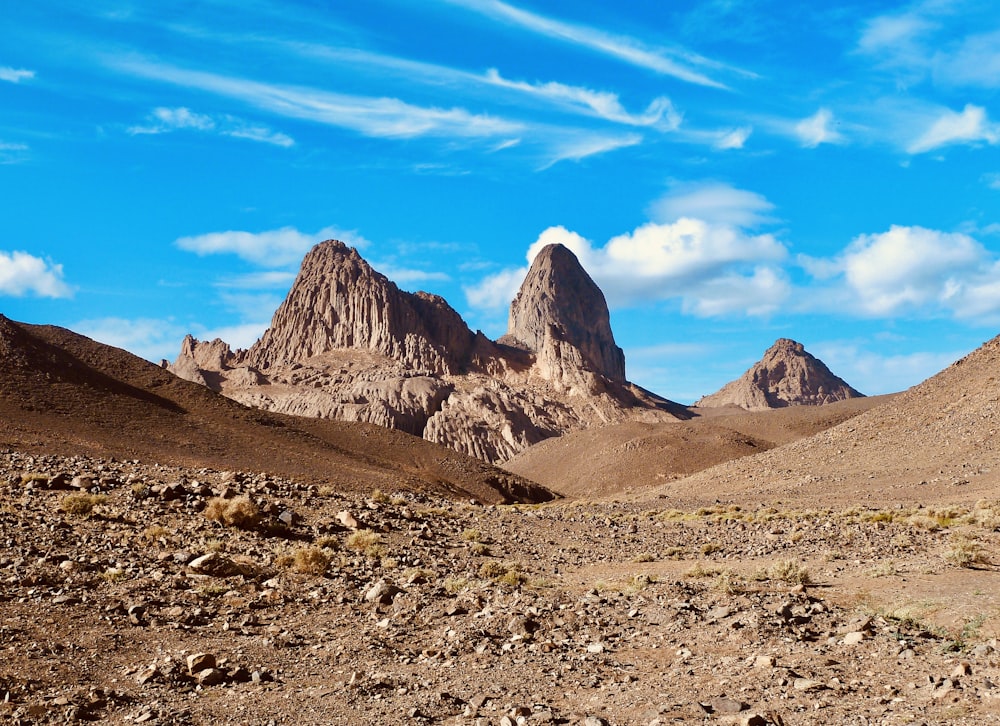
[696,338,864,410]
[170,240,681,462]
[245,241,474,375]
[501,244,625,384]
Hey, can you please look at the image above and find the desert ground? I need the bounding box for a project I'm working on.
[3,316,1000,725]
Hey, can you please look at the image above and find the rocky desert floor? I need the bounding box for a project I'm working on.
[3,448,999,725]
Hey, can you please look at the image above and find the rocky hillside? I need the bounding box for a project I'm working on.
[696,338,864,410]
[0,314,551,504]
[170,241,684,463]
[659,335,999,508]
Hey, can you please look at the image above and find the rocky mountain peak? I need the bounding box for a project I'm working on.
[501,243,625,383]
[696,338,864,410]
[244,240,475,374]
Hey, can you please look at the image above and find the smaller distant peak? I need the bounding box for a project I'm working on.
[769,338,805,352]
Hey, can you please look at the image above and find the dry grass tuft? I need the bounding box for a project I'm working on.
[204,496,260,529]
[59,493,106,516]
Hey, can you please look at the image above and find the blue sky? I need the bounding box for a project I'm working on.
[2,0,999,403]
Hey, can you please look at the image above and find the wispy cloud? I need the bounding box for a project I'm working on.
[907,104,999,153]
[128,106,294,147]
[0,66,34,83]
[176,225,370,267]
[794,108,844,148]
[648,182,776,228]
[114,58,524,140]
[442,0,737,89]
[483,69,680,128]
[0,250,72,298]
[0,141,29,164]
[713,126,752,150]
[540,132,643,169]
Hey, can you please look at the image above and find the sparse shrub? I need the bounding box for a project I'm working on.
[130,482,150,500]
[287,546,331,576]
[945,535,989,568]
[314,536,340,550]
[664,547,687,560]
[626,572,655,592]
[713,570,744,595]
[204,496,260,529]
[204,538,225,552]
[460,528,482,542]
[443,576,470,594]
[701,542,722,555]
[59,493,106,516]
[470,542,491,556]
[632,552,656,563]
[346,529,384,559]
[761,558,811,585]
[479,560,526,587]
[684,562,723,579]
[369,489,389,504]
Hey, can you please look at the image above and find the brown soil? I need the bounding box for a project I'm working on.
[503,397,886,498]
[3,319,1000,725]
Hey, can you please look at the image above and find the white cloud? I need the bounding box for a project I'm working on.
[464,266,528,310]
[802,225,1000,318]
[74,317,269,362]
[0,250,72,298]
[857,12,935,56]
[648,182,776,227]
[0,67,34,83]
[984,172,1000,190]
[714,126,752,150]
[484,69,680,129]
[934,29,1000,89]
[128,107,294,147]
[0,141,29,164]
[541,132,643,168]
[445,0,736,89]
[74,317,187,363]
[176,225,369,267]
[373,264,451,284]
[908,104,999,153]
[468,216,789,315]
[794,108,844,148]
[116,59,524,140]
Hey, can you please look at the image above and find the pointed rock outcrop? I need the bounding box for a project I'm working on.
[246,241,476,374]
[169,239,683,463]
[501,244,625,383]
[696,338,863,410]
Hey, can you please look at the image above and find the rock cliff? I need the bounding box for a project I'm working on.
[695,338,863,410]
[501,244,625,384]
[169,240,683,462]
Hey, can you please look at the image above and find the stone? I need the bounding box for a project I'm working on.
[196,668,226,686]
[741,714,769,726]
[337,510,360,529]
[186,653,216,675]
[709,696,747,714]
[843,631,865,645]
[364,579,403,605]
[135,666,159,685]
[188,552,250,577]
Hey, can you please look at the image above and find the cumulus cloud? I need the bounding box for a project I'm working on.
[128,107,294,147]
[468,216,789,316]
[176,225,369,267]
[794,108,844,148]
[801,225,1000,319]
[907,104,999,153]
[0,250,72,298]
[648,182,776,227]
[0,67,34,83]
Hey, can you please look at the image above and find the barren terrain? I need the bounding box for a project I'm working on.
[2,319,1000,725]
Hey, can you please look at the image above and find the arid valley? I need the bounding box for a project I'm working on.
[3,242,1000,725]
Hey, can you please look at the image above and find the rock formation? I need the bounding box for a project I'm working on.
[169,240,682,463]
[695,338,863,410]
[500,244,625,384]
